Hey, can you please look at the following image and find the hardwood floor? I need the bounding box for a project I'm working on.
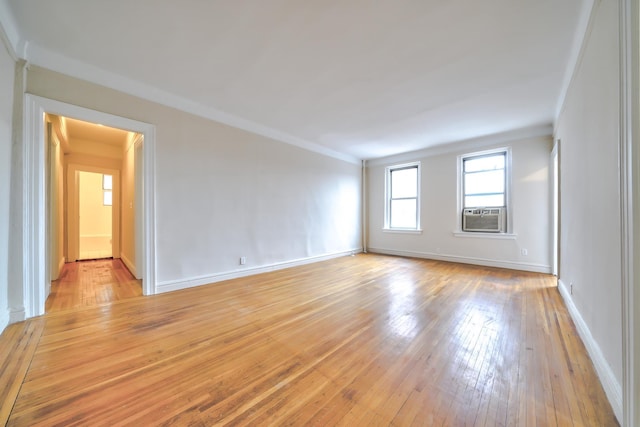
[1,254,618,426]
[46,259,142,313]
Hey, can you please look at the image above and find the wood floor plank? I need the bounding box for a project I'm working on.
[1,254,619,426]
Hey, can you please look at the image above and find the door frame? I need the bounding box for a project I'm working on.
[23,94,157,318]
[68,166,121,262]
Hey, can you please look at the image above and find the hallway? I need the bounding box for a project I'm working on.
[46,259,142,313]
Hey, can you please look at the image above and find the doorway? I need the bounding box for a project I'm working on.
[78,171,113,260]
[22,94,157,319]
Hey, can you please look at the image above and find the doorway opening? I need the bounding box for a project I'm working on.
[22,95,157,319]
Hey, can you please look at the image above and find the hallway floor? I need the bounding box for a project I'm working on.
[46,259,142,313]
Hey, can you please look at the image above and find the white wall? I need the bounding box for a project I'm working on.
[0,35,14,330]
[120,133,137,275]
[367,135,551,273]
[22,66,362,293]
[554,0,622,420]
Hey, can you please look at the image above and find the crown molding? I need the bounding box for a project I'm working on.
[24,42,360,165]
[554,0,597,121]
[366,124,552,167]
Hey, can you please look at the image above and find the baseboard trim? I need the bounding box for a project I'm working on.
[557,279,622,422]
[157,249,361,294]
[0,308,9,334]
[120,253,137,278]
[9,307,25,324]
[367,247,552,274]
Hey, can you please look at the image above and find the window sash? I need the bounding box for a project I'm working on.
[463,153,506,208]
[386,163,419,230]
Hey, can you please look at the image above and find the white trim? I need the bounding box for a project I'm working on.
[9,307,24,323]
[384,161,421,231]
[557,279,623,422]
[120,253,137,278]
[0,0,21,58]
[22,43,359,166]
[619,0,638,424]
[23,95,157,318]
[452,231,517,240]
[367,247,551,274]
[0,309,8,334]
[157,249,360,294]
[382,229,423,235]
[367,124,551,166]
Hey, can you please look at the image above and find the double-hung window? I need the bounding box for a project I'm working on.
[385,162,420,231]
[460,149,509,233]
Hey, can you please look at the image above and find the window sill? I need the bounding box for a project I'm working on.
[383,228,423,235]
[452,231,517,240]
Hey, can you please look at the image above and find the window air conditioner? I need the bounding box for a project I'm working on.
[462,208,504,232]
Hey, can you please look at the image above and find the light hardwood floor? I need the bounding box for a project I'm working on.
[46,259,142,312]
[0,254,618,426]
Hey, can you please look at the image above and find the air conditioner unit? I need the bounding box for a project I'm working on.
[462,208,504,232]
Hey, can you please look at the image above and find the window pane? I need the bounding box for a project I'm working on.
[391,167,417,198]
[464,170,504,195]
[390,199,417,228]
[103,174,113,190]
[103,190,113,206]
[464,154,505,173]
[465,194,504,207]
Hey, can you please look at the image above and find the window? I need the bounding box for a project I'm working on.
[460,149,509,233]
[103,174,113,206]
[385,162,420,230]
[462,151,506,208]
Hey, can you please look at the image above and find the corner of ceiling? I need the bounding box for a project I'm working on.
[553,0,597,125]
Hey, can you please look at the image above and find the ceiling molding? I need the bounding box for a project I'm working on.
[554,0,597,121]
[24,42,361,165]
[366,124,553,167]
[0,0,20,60]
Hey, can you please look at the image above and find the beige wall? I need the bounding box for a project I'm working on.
[554,0,622,420]
[47,121,65,280]
[78,171,112,259]
[24,65,362,289]
[120,133,138,274]
[367,135,552,273]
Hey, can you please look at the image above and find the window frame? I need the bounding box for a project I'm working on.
[457,148,512,235]
[384,161,421,232]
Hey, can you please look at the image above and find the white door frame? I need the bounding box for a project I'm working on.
[68,166,121,262]
[23,94,157,318]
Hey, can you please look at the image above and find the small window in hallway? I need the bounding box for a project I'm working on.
[103,174,112,206]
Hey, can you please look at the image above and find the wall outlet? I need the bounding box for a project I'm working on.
[521,248,528,256]
[570,282,574,295]
[240,256,246,265]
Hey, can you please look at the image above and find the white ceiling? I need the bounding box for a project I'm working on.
[2,0,588,161]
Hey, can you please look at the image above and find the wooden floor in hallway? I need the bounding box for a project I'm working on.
[0,254,618,426]
[46,258,142,313]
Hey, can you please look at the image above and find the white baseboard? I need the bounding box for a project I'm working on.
[9,306,25,324]
[557,279,622,422]
[120,253,137,278]
[157,249,361,294]
[0,308,9,335]
[367,247,552,274]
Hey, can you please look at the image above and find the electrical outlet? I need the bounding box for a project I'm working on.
[240,256,246,265]
[521,248,528,256]
[570,282,574,295]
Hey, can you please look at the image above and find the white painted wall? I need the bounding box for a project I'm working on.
[0,36,14,330]
[554,0,622,420]
[22,66,361,292]
[367,135,551,273]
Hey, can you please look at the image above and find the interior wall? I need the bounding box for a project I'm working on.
[78,171,112,259]
[0,37,15,330]
[367,135,552,272]
[120,133,137,275]
[24,66,362,290]
[554,0,622,420]
[48,121,64,279]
